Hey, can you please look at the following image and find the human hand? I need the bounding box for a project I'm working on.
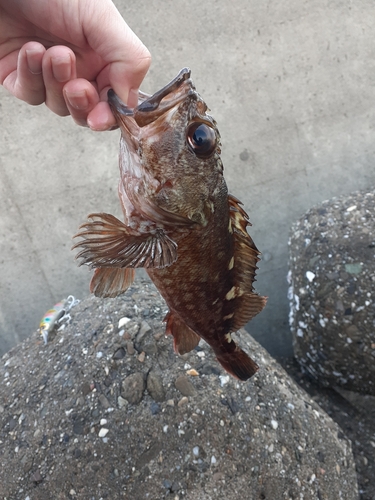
[0,0,151,130]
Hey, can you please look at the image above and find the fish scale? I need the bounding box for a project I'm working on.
[73,68,267,380]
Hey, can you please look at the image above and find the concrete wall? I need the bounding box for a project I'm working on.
[1,0,375,356]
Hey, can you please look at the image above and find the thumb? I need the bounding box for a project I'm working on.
[81,0,151,106]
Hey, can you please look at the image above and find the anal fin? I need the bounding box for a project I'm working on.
[90,267,135,298]
[164,312,201,355]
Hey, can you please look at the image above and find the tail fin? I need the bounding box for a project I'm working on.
[216,347,259,381]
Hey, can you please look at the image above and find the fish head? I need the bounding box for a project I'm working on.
[108,68,225,226]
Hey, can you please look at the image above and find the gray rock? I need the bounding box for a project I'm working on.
[0,280,358,499]
[289,189,375,395]
[174,374,196,396]
[147,371,166,402]
[122,372,146,405]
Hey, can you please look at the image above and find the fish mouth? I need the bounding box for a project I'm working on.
[108,68,194,127]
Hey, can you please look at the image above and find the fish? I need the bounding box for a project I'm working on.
[72,68,267,380]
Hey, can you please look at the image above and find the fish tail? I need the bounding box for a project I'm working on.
[215,347,259,381]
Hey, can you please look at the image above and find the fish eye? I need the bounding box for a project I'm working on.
[187,122,216,158]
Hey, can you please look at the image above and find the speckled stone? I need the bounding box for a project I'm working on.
[146,371,166,402]
[121,372,145,404]
[0,279,359,500]
[289,189,375,394]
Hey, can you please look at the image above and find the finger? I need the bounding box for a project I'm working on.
[42,46,77,116]
[0,41,46,105]
[80,0,151,106]
[63,78,101,127]
[87,101,117,131]
[107,45,151,108]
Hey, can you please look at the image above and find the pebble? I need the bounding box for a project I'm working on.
[113,347,126,360]
[122,372,145,405]
[150,402,161,415]
[306,271,315,282]
[193,446,200,457]
[186,369,199,376]
[147,372,166,402]
[270,419,278,430]
[163,479,172,489]
[175,375,196,396]
[31,470,43,483]
[178,397,189,407]
[126,341,135,355]
[136,321,152,344]
[219,375,230,387]
[138,351,146,362]
[118,317,131,329]
[117,396,128,409]
[98,428,109,438]
[213,472,224,481]
[98,394,111,409]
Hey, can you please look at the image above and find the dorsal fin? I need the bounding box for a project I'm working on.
[228,195,267,331]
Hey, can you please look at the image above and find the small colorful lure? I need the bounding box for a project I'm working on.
[38,295,79,344]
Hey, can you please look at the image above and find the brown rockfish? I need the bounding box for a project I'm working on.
[73,68,267,380]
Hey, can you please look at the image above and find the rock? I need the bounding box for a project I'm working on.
[289,189,375,394]
[0,279,359,499]
[147,371,166,402]
[174,374,196,396]
[121,372,145,404]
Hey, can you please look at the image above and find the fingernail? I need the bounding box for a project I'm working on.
[25,49,42,75]
[65,90,89,110]
[52,55,72,82]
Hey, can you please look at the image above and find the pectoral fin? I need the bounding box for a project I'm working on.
[164,312,201,355]
[73,213,178,269]
[90,267,135,298]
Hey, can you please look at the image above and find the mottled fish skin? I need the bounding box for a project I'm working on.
[73,68,267,380]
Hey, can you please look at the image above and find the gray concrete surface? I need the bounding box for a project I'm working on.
[1,0,375,357]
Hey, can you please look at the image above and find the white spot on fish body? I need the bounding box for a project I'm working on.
[224,333,232,343]
[225,286,243,300]
[223,313,234,321]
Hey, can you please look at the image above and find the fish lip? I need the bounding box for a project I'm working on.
[136,67,191,112]
[107,90,134,117]
[108,68,194,127]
